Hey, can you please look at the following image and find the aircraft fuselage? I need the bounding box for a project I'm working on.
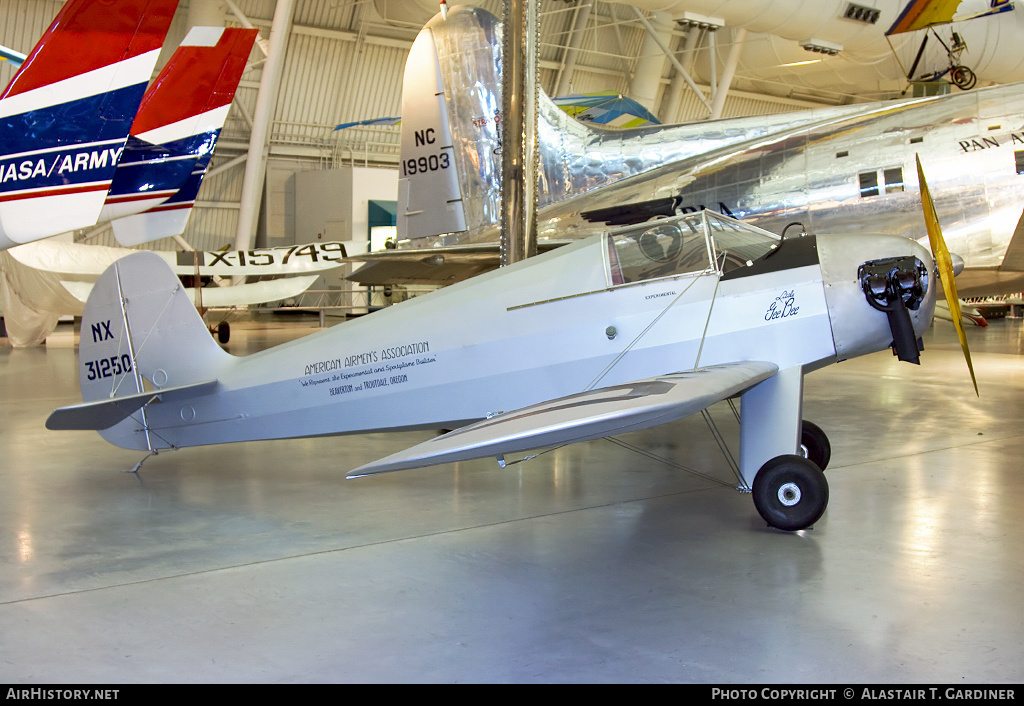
[86,214,935,464]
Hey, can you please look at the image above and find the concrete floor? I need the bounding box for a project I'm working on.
[1,313,1023,683]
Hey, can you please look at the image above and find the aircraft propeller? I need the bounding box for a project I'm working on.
[916,154,979,396]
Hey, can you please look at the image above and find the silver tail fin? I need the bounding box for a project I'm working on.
[46,252,229,450]
[398,5,597,242]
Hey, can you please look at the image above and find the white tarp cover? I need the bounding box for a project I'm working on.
[1,246,91,347]
[1,240,330,347]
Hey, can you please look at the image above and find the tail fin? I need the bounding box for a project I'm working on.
[397,5,596,242]
[46,252,230,450]
[109,27,258,243]
[0,0,180,249]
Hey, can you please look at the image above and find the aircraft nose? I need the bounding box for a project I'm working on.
[816,233,936,363]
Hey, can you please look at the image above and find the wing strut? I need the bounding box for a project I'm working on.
[581,268,716,392]
[113,261,155,453]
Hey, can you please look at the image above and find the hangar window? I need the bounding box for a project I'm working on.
[859,168,905,197]
[859,171,879,197]
[1016,150,1024,175]
[884,167,905,193]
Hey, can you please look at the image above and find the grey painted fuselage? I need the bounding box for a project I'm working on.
[79,215,934,458]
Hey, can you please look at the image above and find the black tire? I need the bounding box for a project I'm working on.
[217,321,230,344]
[800,420,831,471]
[752,455,829,531]
[951,65,976,90]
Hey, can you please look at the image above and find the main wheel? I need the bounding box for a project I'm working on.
[752,455,829,531]
[216,321,230,344]
[800,420,831,471]
[951,65,976,90]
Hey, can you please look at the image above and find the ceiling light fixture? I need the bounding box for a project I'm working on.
[800,38,843,56]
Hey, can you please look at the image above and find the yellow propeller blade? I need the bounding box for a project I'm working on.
[916,154,979,396]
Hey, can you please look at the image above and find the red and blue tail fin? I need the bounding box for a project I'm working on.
[110,27,257,246]
[0,0,180,249]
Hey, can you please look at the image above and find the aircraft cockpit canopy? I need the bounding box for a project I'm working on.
[605,210,781,286]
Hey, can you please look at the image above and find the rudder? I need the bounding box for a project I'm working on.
[76,252,231,449]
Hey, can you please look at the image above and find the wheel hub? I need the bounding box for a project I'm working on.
[777,482,801,506]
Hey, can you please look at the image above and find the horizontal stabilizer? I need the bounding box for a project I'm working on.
[348,361,778,477]
[46,380,218,431]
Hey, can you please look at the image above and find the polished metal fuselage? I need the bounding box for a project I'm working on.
[530,84,1024,272]
[407,7,1024,296]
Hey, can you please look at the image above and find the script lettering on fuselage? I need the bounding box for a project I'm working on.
[302,341,435,394]
[765,290,800,321]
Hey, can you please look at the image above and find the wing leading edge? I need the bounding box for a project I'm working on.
[347,361,779,477]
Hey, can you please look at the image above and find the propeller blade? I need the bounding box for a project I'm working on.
[916,154,979,396]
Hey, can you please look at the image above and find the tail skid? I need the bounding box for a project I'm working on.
[46,252,232,451]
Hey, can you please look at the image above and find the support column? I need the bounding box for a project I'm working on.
[554,0,592,97]
[630,10,672,114]
[631,7,711,114]
[659,25,702,123]
[233,0,295,254]
[709,28,747,120]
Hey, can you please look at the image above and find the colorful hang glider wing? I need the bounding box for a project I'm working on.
[552,92,661,129]
[887,0,1014,35]
[334,117,401,130]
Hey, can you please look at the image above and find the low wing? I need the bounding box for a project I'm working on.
[347,361,778,477]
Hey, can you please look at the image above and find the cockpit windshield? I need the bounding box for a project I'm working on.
[606,210,780,286]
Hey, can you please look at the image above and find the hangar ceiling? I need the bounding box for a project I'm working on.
[1,0,1022,252]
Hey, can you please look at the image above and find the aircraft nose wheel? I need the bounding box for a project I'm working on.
[752,454,829,531]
